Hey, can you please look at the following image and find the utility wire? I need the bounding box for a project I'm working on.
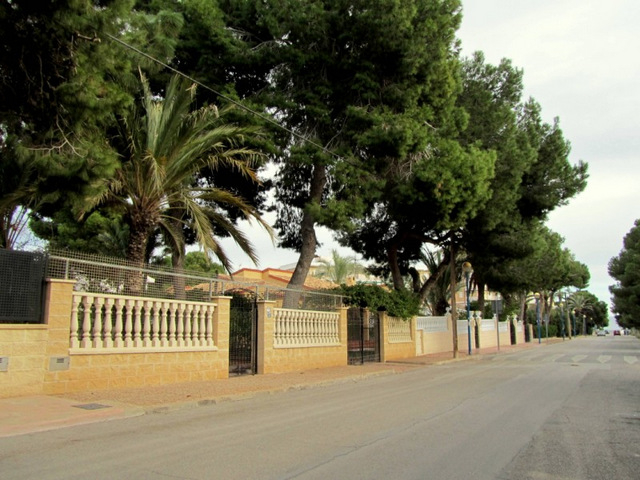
[105,32,342,162]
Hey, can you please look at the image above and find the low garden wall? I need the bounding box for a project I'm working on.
[380,313,416,362]
[416,313,525,357]
[0,279,230,398]
[256,301,348,374]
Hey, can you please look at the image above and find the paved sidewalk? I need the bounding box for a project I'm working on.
[0,340,559,438]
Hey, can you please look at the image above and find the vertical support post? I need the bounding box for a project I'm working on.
[256,300,276,374]
[338,306,348,365]
[211,295,230,375]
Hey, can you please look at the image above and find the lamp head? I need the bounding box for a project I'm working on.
[534,292,540,300]
[462,261,472,274]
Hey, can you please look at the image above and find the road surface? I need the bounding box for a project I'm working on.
[1,336,639,479]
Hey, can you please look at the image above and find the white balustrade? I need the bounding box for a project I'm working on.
[274,308,340,348]
[416,316,448,333]
[388,317,412,343]
[70,292,217,353]
[481,319,495,332]
[457,319,469,334]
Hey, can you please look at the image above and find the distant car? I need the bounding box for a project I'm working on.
[614,330,621,336]
[596,330,606,336]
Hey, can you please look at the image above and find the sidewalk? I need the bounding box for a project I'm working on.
[0,340,557,438]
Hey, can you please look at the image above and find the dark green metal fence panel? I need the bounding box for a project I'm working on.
[0,250,47,324]
[347,307,380,365]
[228,293,257,376]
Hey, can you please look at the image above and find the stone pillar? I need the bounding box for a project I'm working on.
[42,279,76,394]
[338,306,348,364]
[379,311,388,363]
[44,279,76,359]
[211,295,231,378]
[256,300,276,374]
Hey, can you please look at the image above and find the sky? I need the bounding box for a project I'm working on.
[219,0,640,320]
[457,0,640,318]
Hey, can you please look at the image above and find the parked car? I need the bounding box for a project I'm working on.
[596,330,606,336]
[614,330,621,336]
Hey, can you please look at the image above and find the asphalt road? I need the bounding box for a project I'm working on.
[1,336,639,480]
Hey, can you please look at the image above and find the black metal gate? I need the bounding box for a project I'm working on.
[228,293,257,376]
[347,307,380,365]
[0,250,47,324]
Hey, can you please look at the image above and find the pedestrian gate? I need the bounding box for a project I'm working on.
[347,307,380,364]
[228,293,257,375]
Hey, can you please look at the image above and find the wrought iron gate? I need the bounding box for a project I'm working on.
[347,307,380,365]
[228,293,257,376]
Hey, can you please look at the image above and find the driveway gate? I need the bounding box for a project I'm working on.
[228,293,257,376]
[347,307,380,364]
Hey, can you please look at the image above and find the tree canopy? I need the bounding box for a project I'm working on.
[0,0,597,311]
[88,73,271,273]
[609,219,640,328]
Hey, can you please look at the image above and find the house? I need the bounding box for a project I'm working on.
[226,266,338,291]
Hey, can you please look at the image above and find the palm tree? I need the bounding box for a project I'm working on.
[419,248,462,316]
[567,291,594,335]
[314,249,362,285]
[0,141,39,249]
[87,72,271,293]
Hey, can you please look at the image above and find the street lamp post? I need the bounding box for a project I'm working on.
[544,311,549,342]
[463,262,473,355]
[557,293,565,340]
[534,292,541,344]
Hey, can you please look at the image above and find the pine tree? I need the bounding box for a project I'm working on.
[609,219,640,328]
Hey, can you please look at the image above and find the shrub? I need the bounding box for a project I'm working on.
[336,284,420,319]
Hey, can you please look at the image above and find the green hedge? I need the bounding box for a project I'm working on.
[335,284,420,320]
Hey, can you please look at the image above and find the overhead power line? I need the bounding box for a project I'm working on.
[105,33,342,162]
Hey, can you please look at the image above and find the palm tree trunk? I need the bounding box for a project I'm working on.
[126,228,148,296]
[417,257,448,304]
[126,211,156,296]
[171,248,187,300]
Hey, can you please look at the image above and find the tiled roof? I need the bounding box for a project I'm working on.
[185,267,337,293]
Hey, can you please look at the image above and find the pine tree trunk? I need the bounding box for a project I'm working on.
[449,240,458,358]
[388,242,405,290]
[284,164,326,308]
[477,282,485,317]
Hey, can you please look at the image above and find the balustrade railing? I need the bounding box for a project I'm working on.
[481,319,496,331]
[273,308,340,348]
[70,292,217,352]
[416,316,448,333]
[457,319,469,334]
[388,317,412,343]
